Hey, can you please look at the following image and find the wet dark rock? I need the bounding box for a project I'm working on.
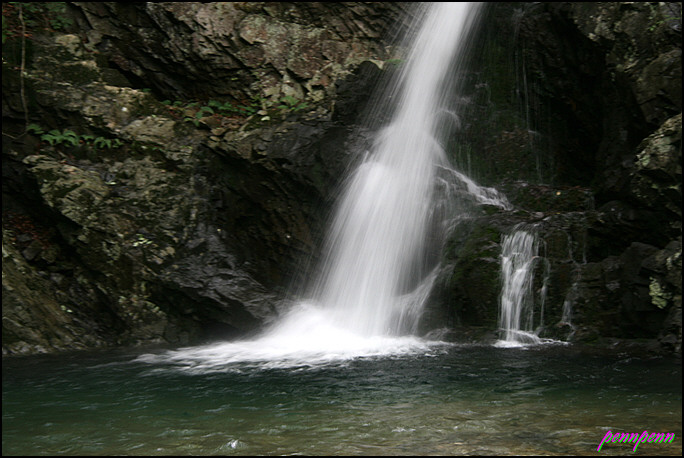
[434,2,682,353]
[629,113,682,236]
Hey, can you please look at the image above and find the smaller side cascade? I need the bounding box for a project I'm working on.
[496,224,548,346]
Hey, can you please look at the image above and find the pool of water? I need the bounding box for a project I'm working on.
[2,342,681,455]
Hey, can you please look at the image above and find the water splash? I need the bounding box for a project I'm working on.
[137,304,442,373]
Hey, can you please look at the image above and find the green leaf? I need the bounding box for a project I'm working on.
[238,105,257,115]
[197,106,215,117]
[41,133,59,145]
[220,103,237,113]
[27,123,44,135]
[93,137,112,149]
[62,130,79,146]
[280,95,297,106]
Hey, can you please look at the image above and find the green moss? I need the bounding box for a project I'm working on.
[649,277,671,309]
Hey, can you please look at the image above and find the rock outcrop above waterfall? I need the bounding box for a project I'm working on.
[2,2,681,355]
[66,2,412,102]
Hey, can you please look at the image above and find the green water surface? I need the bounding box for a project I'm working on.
[2,343,681,455]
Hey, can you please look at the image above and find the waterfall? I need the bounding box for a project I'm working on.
[138,2,505,371]
[496,226,546,347]
[310,2,486,336]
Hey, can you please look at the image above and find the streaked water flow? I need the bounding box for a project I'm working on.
[496,226,549,347]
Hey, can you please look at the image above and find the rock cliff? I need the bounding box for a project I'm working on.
[2,2,681,355]
[3,2,405,354]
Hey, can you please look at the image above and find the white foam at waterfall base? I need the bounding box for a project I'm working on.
[137,268,447,373]
[137,3,488,372]
[136,304,449,373]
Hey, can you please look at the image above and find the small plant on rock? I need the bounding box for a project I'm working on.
[277,95,308,112]
[27,124,124,151]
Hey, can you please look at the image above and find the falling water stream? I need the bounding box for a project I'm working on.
[2,3,681,456]
[496,226,548,347]
[131,2,500,371]
[312,1,484,337]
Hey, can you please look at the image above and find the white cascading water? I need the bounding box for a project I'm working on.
[137,2,511,372]
[495,227,543,347]
[311,2,485,336]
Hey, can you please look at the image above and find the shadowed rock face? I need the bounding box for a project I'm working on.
[2,3,681,356]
